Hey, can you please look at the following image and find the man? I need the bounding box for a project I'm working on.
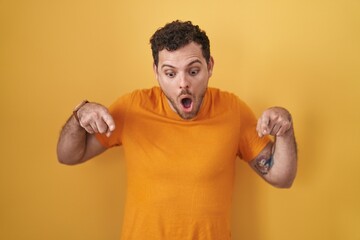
[57,20,297,240]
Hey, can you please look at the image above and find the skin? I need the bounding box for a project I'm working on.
[56,103,111,165]
[251,107,297,188]
[57,41,297,188]
[153,42,214,120]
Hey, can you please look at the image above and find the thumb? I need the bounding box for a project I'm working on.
[103,113,115,133]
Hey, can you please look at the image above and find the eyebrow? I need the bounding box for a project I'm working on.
[160,59,203,70]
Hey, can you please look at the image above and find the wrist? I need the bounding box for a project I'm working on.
[73,100,89,123]
[277,127,295,141]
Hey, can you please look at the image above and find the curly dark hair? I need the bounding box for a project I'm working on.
[150,20,211,66]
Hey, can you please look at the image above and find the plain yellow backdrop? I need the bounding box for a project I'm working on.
[1,0,359,239]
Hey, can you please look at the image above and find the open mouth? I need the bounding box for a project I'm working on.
[179,96,194,113]
[181,98,192,109]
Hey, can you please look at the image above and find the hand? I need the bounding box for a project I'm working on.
[76,102,115,137]
[257,107,293,138]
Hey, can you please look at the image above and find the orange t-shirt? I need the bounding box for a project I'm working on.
[96,87,270,240]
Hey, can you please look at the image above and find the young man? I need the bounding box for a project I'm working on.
[57,20,297,240]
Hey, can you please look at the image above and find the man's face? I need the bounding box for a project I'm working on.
[153,42,214,120]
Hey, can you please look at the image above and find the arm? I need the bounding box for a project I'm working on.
[249,107,297,188]
[56,101,115,165]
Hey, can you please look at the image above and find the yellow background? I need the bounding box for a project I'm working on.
[1,0,359,239]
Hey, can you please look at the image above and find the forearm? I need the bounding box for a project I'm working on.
[268,129,297,188]
[57,115,88,165]
[56,101,114,165]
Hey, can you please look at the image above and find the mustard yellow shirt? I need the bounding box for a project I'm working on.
[96,87,270,240]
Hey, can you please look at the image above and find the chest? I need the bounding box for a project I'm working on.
[122,111,240,181]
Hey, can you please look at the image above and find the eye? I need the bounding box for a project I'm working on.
[189,68,199,76]
[165,71,176,78]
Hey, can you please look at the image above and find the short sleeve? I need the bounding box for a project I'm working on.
[237,99,271,162]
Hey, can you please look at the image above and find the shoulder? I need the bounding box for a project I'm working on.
[207,88,256,118]
[107,87,162,120]
[129,86,162,107]
[207,87,247,107]
[111,87,161,104]
[135,86,161,97]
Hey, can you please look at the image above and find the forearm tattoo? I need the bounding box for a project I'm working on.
[255,155,274,175]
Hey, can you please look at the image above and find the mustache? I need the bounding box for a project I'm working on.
[179,89,192,96]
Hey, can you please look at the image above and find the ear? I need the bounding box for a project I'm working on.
[153,62,159,81]
[207,56,214,77]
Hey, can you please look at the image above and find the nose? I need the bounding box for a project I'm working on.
[179,73,190,89]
